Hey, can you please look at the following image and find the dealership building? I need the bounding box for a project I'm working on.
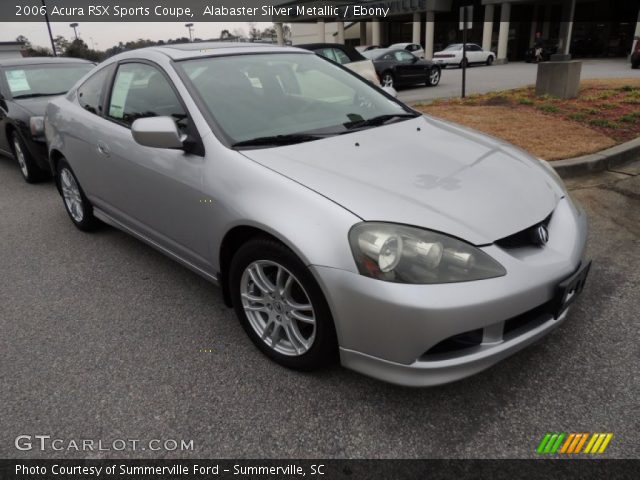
[280,0,640,62]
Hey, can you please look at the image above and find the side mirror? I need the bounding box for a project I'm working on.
[131,117,185,149]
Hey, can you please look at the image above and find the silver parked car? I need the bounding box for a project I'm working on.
[45,43,590,386]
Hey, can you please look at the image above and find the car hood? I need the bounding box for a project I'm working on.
[13,96,60,116]
[241,116,562,245]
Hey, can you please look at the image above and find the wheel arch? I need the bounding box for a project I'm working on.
[49,149,66,194]
[219,225,304,308]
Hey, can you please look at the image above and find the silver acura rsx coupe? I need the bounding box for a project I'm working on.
[45,43,590,386]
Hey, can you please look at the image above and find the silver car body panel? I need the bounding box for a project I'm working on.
[45,43,588,386]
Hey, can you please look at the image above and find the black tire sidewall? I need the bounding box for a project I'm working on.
[57,158,98,232]
[11,132,45,183]
[229,238,338,371]
[427,68,440,86]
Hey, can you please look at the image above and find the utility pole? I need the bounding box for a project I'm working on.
[185,23,194,42]
[70,23,79,40]
[41,0,56,56]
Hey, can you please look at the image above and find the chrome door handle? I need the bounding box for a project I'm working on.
[96,141,111,157]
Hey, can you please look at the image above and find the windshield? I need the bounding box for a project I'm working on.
[177,53,413,147]
[444,44,463,51]
[362,49,389,59]
[4,64,94,98]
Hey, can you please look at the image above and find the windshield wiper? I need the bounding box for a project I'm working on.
[344,113,420,130]
[12,92,67,99]
[232,133,331,148]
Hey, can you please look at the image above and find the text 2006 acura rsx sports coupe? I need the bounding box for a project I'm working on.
[45,43,590,386]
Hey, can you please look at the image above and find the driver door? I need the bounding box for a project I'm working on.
[98,61,211,270]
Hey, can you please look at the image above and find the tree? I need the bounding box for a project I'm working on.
[53,35,69,56]
[247,22,261,41]
[16,35,31,48]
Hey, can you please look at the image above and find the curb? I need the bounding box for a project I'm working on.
[552,137,640,178]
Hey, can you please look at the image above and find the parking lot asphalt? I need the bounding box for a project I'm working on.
[398,58,637,104]
[1,154,639,459]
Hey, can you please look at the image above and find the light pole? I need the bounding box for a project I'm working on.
[41,0,56,56]
[185,23,194,42]
[70,23,79,40]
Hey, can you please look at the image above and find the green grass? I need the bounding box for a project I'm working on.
[537,104,560,113]
[568,113,587,121]
[617,85,639,92]
[588,118,619,129]
[517,97,534,105]
[599,102,620,110]
[619,112,640,123]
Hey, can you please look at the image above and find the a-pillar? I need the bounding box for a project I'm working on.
[425,11,435,60]
[482,4,494,52]
[336,21,345,44]
[317,19,326,42]
[497,2,511,63]
[412,12,421,45]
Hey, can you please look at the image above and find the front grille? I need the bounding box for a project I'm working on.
[495,213,553,249]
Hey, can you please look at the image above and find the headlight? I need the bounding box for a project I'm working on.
[30,116,45,137]
[349,223,506,284]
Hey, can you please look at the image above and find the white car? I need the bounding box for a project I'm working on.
[433,43,496,67]
[389,43,425,59]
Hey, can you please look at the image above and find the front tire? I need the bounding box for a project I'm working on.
[486,55,494,66]
[459,58,468,68]
[229,238,338,370]
[11,132,47,183]
[57,158,99,232]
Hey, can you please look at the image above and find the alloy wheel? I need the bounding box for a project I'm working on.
[240,260,316,357]
[13,138,29,179]
[429,69,440,85]
[60,168,84,223]
[382,74,394,88]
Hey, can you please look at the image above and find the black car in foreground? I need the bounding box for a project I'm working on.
[0,57,94,183]
[362,48,441,89]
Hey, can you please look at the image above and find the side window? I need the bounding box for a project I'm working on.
[77,67,111,115]
[107,63,188,133]
[395,51,414,62]
[316,48,337,63]
[332,49,351,65]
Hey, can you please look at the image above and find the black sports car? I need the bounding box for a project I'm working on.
[0,57,94,183]
[362,48,441,89]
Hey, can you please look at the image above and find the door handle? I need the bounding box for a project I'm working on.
[96,141,111,157]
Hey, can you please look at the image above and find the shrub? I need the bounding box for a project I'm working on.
[538,104,559,113]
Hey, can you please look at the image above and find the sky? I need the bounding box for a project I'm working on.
[0,22,273,50]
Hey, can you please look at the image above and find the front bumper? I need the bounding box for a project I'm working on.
[311,197,588,386]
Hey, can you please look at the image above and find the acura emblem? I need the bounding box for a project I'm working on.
[533,224,549,246]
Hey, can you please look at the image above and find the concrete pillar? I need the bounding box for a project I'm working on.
[317,20,326,42]
[542,4,551,39]
[529,4,538,47]
[336,21,345,44]
[275,23,284,46]
[633,9,640,56]
[412,12,421,45]
[482,4,494,52]
[372,18,381,45]
[558,0,576,55]
[425,11,435,60]
[497,2,511,63]
[360,22,367,45]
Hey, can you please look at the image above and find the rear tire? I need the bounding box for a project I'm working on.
[10,132,48,184]
[426,67,441,87]
[459,58,468,68]
[381,71,394,89]
[56,158,99,232]
[229,237,338,371]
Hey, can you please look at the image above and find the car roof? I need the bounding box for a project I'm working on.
[135,42,309,61]
[0,57,93,67]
